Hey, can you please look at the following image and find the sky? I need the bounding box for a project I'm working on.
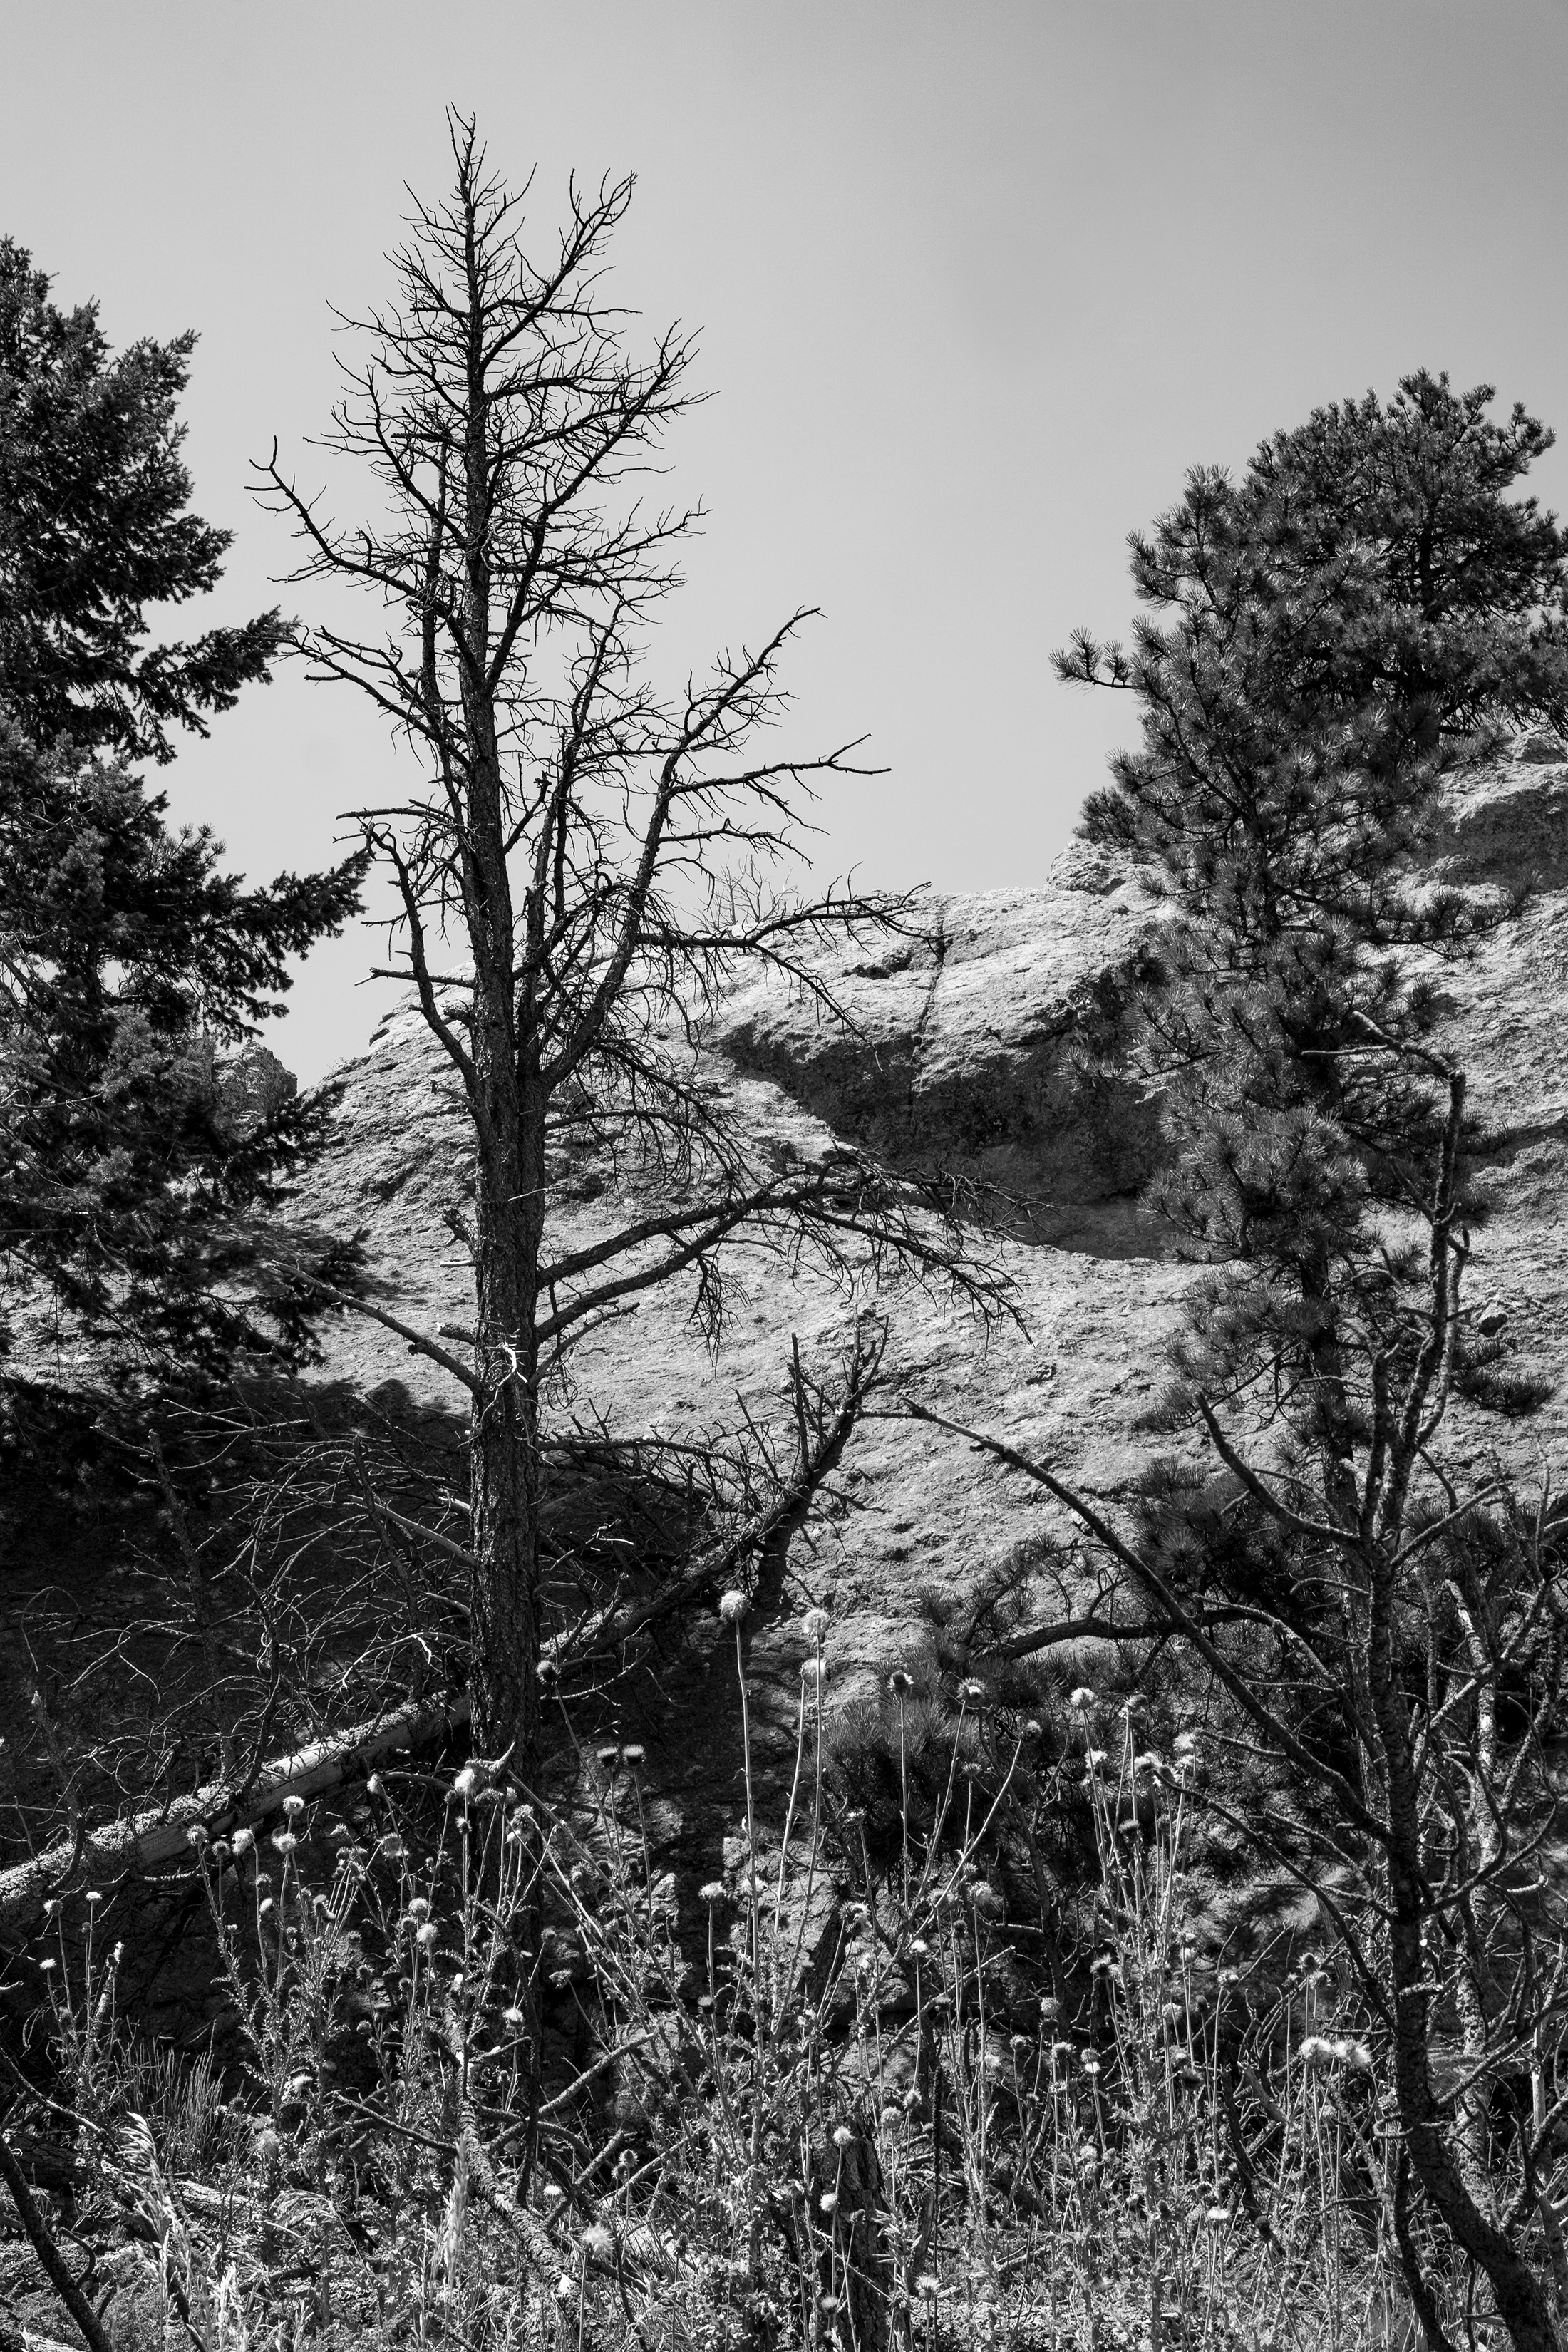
[5,1,1568,1078]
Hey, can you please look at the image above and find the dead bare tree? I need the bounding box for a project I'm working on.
[255,117,1002,1797]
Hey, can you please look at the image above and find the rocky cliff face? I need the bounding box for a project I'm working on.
[4,749,1561,1956]
[295,747,1568,1828]
[713,842,1165,1241]
[301,850,1184,1717]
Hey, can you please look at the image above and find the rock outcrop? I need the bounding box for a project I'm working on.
[294,746,1568,1815]
[713,842,1165,1240]
[214,1041,298,1139]
[3,746,1563,1959]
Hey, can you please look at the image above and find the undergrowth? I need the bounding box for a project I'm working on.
[1,1604,1463,2351]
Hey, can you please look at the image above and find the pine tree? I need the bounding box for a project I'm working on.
[0,721,362,1388]
[1016,375,1568,2348]
[0,237,282,763]
[1058,369,1568,1459]
[0,240,365,1400]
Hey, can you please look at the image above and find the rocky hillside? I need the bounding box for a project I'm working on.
[296,744,1568,1795]
[1,743,1562,1972]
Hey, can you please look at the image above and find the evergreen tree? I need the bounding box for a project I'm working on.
[0,236,282,763]
[1058,370,1568,1453]
[0,241,365,1397]
[0,721,362,1387]
[1035,376,1568,2348]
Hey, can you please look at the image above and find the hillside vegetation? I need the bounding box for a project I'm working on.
[6,128,1568,2352]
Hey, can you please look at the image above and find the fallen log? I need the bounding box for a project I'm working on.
[0,1506,765,1942]
[0,1324,885,1946]
[0,1697,470,1944]
[0,1519,749,1943]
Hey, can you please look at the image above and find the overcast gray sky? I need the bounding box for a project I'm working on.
[5,1,1567,1077]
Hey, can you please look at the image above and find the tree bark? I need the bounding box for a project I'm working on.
[466,979,542,1784]
[1366,1534,1559,2352]
[808,2129,889,2352]
[454,222,545,1786]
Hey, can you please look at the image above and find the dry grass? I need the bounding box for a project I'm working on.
[1,1614,1494,2351]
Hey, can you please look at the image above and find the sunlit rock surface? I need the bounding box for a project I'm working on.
[296,746,1568,1815]
[1,747,1564,1968]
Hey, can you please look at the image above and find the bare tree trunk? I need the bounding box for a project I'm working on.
[1368,1544,1559,2352]
[457,288,542,1782]
[466,1009,542,1783]
[808,2129,890,2352]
